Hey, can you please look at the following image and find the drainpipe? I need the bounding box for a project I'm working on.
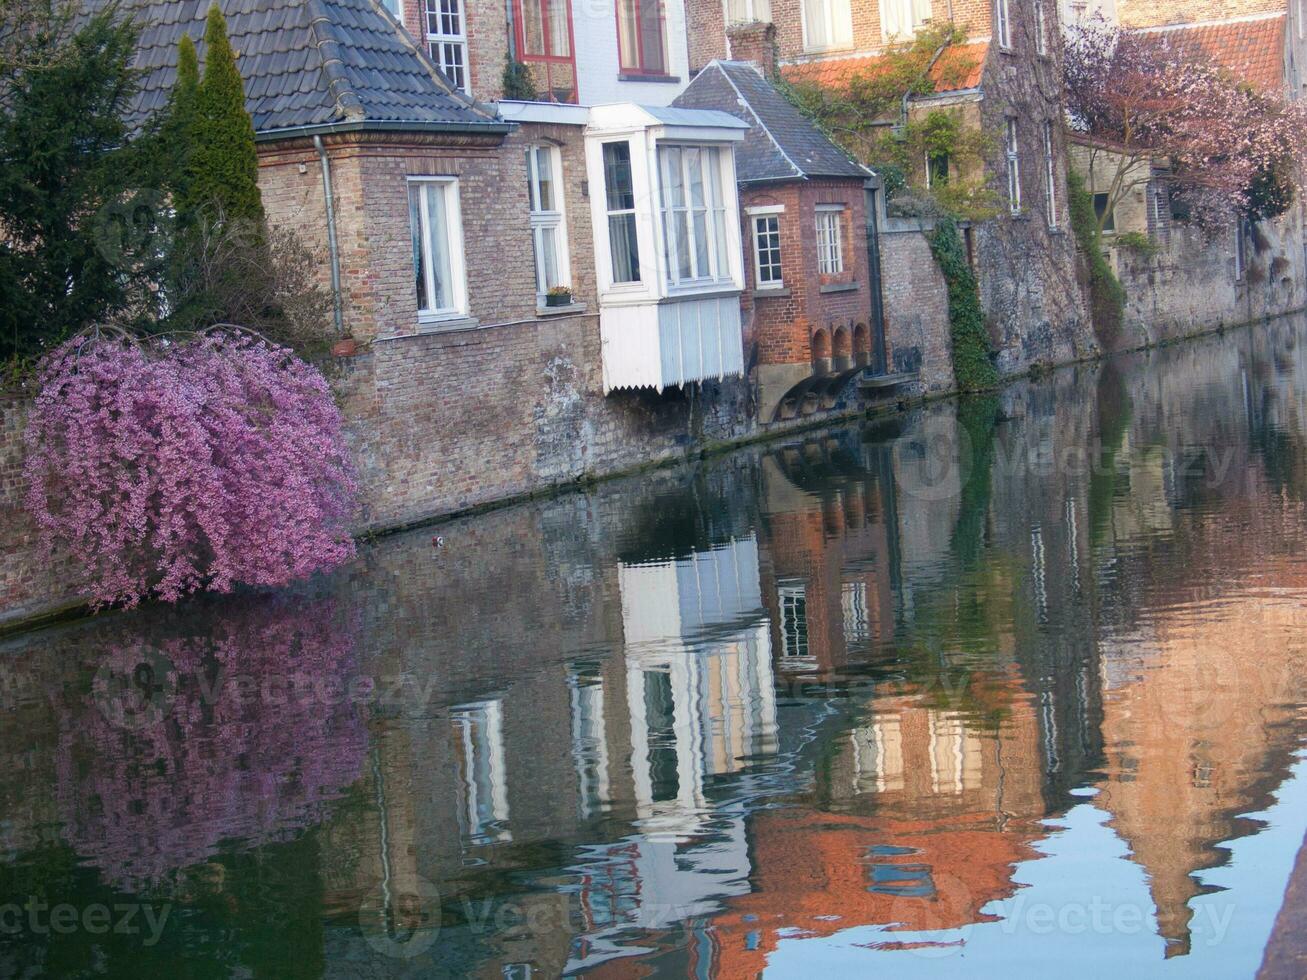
[897,40,951,136]
[314,134,345,337]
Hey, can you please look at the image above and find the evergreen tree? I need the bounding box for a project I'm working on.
[0,9,147,362]
[168,32,200,216]
[187,4,263,233]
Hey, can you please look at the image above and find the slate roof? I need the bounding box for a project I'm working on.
[780,41,988,96]
[1141,14,1286,93]
[672,60,871,184]
[86,0,504,136]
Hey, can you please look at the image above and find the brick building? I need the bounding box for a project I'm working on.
[674,56,922,421]
[686,0,1098,377]
[1065,0,1307,344]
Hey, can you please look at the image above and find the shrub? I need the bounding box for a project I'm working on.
[24,329,358,607]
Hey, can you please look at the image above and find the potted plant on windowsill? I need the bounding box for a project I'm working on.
[545,285,573,308]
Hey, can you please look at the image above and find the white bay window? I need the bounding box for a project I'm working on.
[659,145,731,287]
[408,177,468,321]
[526,145,570,303]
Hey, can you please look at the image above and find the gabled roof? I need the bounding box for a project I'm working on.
[779,41,988,96]
[87,0,505,137]
[1138,14,1286,93]
[672,60,871,184]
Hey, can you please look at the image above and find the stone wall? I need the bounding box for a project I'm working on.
[879,219,957,392]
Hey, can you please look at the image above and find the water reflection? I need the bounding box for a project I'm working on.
[4,320,1307,976]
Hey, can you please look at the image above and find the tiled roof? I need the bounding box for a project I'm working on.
[85,0,503,136]
[1142,14,1286,93]
[673,61,871,184]
[779,41,988,96]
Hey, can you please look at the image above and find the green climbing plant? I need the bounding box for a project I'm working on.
[1067,169,1125,350]
[928,216,998,391]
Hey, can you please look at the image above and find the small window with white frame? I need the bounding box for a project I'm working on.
[725,0,771,24]
[408,177,468,321]
[1005,118,1021,213]
[816,205,845,275]
[995,0,1011,49]
[1036,0,1047,55]
[1235,218,1248,280]
[425,0,469,92]
[1043,120,1057,228]
[749,207,784,288]
[658,145,732,287]
[525,145,570,304]
[803,0,853,52]
[602,141,641,284]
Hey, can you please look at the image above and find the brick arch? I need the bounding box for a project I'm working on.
[853,322,870,354]
[811,328,831,360]
[832,325,852,359]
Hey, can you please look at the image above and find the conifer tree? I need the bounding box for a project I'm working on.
[187,4,263,233]
[168,32,200,217]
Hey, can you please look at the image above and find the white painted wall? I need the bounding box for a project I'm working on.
[569,0,692,105]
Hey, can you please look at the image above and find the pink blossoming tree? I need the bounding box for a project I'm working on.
[1063,18,1307,231]
[24,328,358,607]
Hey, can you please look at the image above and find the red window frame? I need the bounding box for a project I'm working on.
[512,0,579,102]
[614,0,668,76]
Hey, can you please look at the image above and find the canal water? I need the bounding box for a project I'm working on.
[4,320,1307,978]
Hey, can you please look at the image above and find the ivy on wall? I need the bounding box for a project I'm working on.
[1067,170,1125,349]
[927,217,998,391]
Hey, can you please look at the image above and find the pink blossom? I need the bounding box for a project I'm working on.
[23,330,359,607]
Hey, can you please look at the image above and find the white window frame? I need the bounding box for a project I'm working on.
[451,699,512,844]
[995,0,1011,49]
[725,0,771,25]
[525,145,571,305]
[602,140,642,286]
[1235,218,1248,280]
[880,0,931,41]
[816,204,845,275]
[748,205,785,289]
[425,0,469,93]
[658,144,733,288]
[778,584,816,670]
[1005,118,1021,214]
[408,177,469,322]
[1043,121,1057,228]
[802,0,854,52]
[1035,0,1047,55]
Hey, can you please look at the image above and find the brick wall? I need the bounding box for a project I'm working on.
[879,219,957,391]
[1116,0,1283,28]
[740,180,875,367]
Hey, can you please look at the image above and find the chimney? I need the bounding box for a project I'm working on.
[727,21,777,78]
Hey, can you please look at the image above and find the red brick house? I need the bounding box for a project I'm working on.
[674,57,904,420]
[685,0,1097,380]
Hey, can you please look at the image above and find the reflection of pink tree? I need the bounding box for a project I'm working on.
[55,598,368,891]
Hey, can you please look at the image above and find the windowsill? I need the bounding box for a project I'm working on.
[819,281,859,294]
[659,285,742,304]
[803,44,855,56]
[618,72,681,83]
[998,45,1015,56]
[536,301,588,317]
[753,286,791,298]
[417,313,480,334]
[1008,210,1030,221]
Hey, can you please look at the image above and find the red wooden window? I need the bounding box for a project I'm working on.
[615,0,667,76]
[514,0,578,102]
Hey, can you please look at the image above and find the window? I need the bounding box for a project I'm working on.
[1093,192,1115,231]
[926,151,949,188]
[726,0,771,23]
[1005,118,1021,213]
[451,700,511,844]
[616,0,667,75]
[1043,121,1057,228]
[803,0,853,51]
[1036,0,1047,55]
[1150,184,1170,243]
[526,145,570,302]
[751,212,784,287]
[816,205,845,274]
[408,178,467,319]
[880,0,930,41]
[659,146,732,285]
[778,584,815,670]
[995,0,1011,49]
[425,0,468,92]
[842,580,869,647]
[1235,218,1248,280]
[516,0,576,101]
[602,141,641,284]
